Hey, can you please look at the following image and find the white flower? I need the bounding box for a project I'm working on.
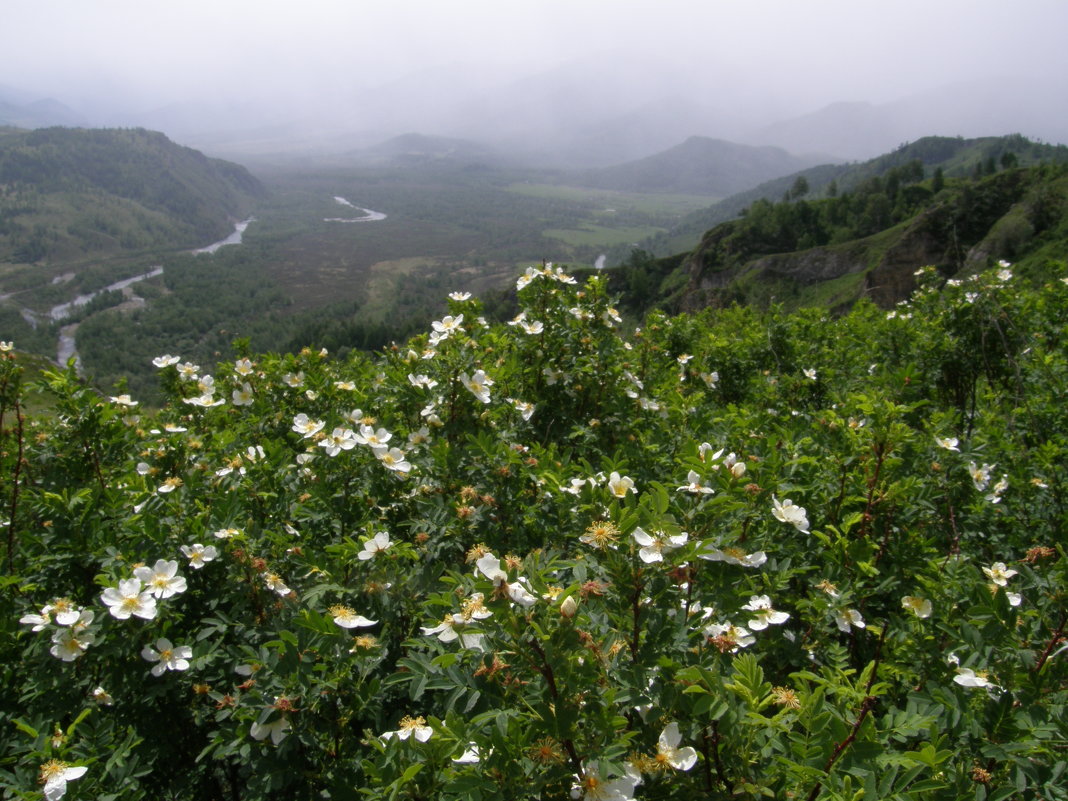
[376,447,411,474]
[982,562,1017,587]
[232,383,254,406]
[771,494,809,532]
[292,413,325,438]
[329,604,377,629]
[741,595,790,630]
[358,531,392,560]
[510,398,535,421]
[606,471,635,498]
[263,572,291,596]
[408,373,438,390]
[448,291,472,301]
[250,717,291,744]
[953,667,997,689]
[92,686,113,705]
[176,362,199,380]
[133,559,187,599]
[519,319,544,335]
[38,760,88,801]
[459,370,493,403]
[631,527,688,563]
[282,371,304,387]
[141,637,192,676]
[355,425,391,448]
[935,436,959,451]
[803,368,817,380]
[698,544,767,568]
[319,427,357,457]
[700,371,719,388]
[452,744,482,763]
[571,760,637,801]
[677,470,714,495]
[703,622,755,651]
[421,613,484,650]
[655,722,697,771]
[100,578,158,620]
[233,357,254,375]
[968,461,995,491]
[382,715,433,742]
[834,608,866,633]
[152,354,180,368]
[50,625,95,662]
[213,527,241,539]
[180,543,218,569]
[475,553,537,607]
[985,475,1008,503]
[901,596,932,618]
[431,314,464,339]
[109,393,138,407]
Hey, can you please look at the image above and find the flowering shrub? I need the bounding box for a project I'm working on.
[2,262,1067,800]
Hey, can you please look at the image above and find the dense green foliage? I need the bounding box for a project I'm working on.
[1,259,1066,800]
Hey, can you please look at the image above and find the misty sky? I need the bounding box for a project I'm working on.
[7,0,1067,110]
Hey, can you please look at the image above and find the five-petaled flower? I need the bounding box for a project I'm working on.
[141,637,192,676]
[741,595,790,630]
[100,578,158,620]
[771,494,809,532]
[382,715,433,742]
[39,760,87,801]
[654,722,697,771]
[358,531,392,560]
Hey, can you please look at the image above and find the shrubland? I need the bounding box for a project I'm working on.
[1,259,1066,800]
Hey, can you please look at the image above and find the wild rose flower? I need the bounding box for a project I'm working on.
[38,760,87,801]
[100,578,157,620]
[901,596,932,618]
[382,715,433,742]
[180,543,218,569]
[655,722,697,771]
[698,544,767,568]
[141,637,192,676]
[133,559,187,599]
[357,531,392,560]
[741,595,789,630]
[771,494,809,532]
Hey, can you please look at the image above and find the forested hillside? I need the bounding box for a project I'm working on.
[610,159,1068,314]
[0,127,264,262]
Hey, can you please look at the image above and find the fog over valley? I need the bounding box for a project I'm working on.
[4,0,1068,164]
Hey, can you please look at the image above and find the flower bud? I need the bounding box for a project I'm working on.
[731,462,747,478]
[559,595,579,619]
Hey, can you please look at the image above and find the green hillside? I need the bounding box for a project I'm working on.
[609,157,1068,314]
[0,126,265,263]
[618,135,1068,263]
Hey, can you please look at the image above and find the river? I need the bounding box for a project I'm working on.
[325,197,388,222]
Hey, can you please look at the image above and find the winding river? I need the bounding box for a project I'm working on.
[325,197,388,223]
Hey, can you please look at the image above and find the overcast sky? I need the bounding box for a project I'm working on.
[6,0,1067,108]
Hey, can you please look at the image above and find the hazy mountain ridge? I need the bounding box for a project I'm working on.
[0,127,265,263]
[569,136,831,196]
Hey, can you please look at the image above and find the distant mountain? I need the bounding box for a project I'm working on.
[570,136,830,196]
[0,90,88,128]
[751,76,1068,161]
[0,127,265,263]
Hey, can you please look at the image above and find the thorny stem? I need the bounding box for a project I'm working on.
[526,636,582,775]
[858,441,887,539]
[629,578,643,663]
[805,626,887,801]
[1034,610,1068,675]
[5,400,24,574]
